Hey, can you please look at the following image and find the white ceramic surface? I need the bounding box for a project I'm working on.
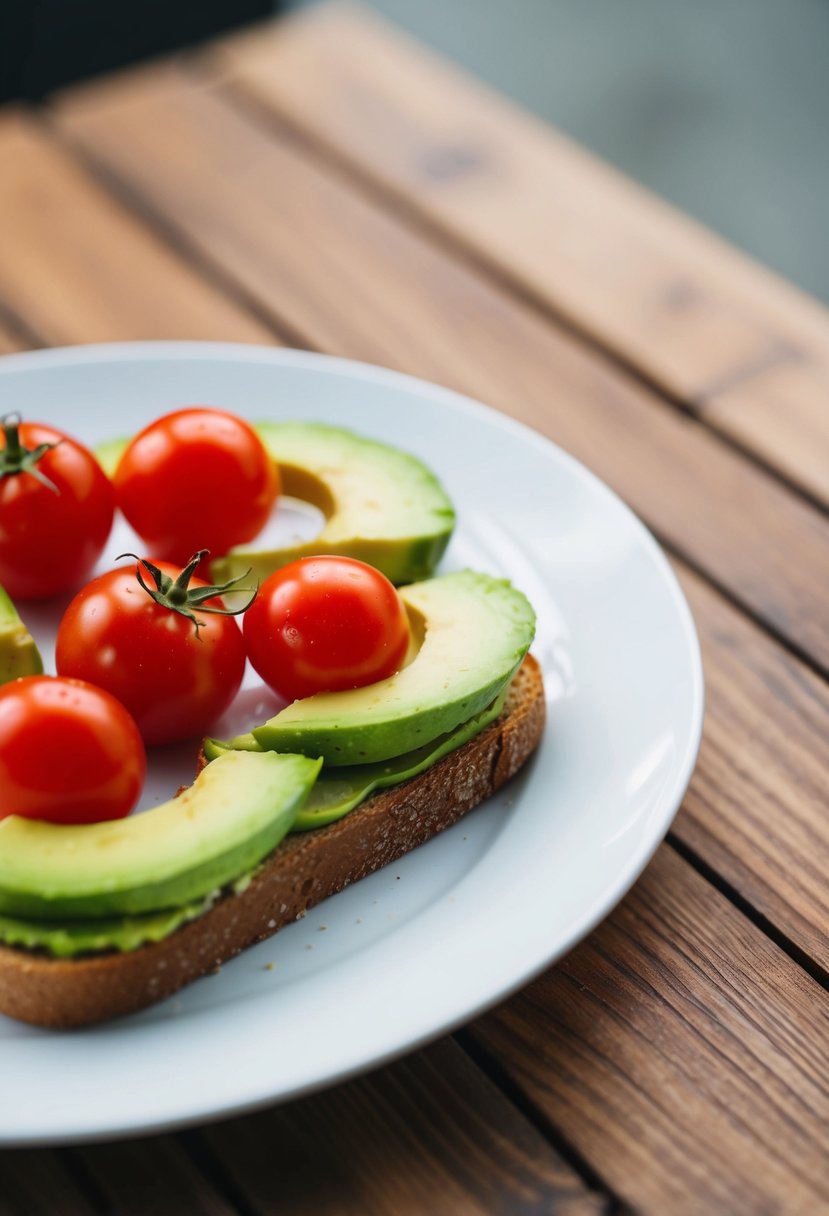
[0,344,703,1145]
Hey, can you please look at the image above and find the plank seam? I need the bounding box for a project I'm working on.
[177,1129,256,1216]
[667,835,829,991]
[690,340,799,406]
[36,111,318,356]
[211,72,829,520]
[661,535,829,685]
[0,297,48,351]
[601,901,829,1158]
[454,1027,621,1213]
[54,1148,113,1215]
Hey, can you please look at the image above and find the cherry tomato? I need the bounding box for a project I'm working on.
[113,408,279,566]
[244,556,410,703]
[0,416,114,600]
[55,556,249,746]
[0,677,145,824]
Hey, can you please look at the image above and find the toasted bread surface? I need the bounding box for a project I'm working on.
[0,657,545,1028]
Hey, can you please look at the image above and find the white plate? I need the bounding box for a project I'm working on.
[0,343,703,1145]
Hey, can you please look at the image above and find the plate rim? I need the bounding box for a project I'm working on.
[0,342,704,1144]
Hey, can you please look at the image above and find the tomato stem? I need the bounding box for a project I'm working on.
[0,412,62,494]
[118,551,257,637]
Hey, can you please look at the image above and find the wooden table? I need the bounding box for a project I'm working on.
[2,5,827,1212]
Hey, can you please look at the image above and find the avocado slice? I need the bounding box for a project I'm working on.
[94,437,129,479]
[215,422,455,585]
[206,682,508,830]
[0,750,321,921]
[0,685,513,959]
[97,423,455,586]
[0,585,42,684]
[251,570,535,766]
[0,899,214,958]
[1,691,508,956]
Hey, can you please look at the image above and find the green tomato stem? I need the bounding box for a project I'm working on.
[117,551,257,637]
[0,412,61,493]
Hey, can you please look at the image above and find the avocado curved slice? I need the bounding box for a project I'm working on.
[293,685,508,830]
[0,585,42,684]
[97,423,455,586]
[0,689,510,958]
[206,683,508,831]
[0,750,321,921]
[214,422,455,585]
[252,570,535,766]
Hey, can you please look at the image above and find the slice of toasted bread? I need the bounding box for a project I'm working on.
[0,656,545,1028]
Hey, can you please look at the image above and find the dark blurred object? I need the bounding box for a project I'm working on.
[0,0,277,102]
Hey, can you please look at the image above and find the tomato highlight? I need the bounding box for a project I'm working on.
[56,555,250,746]
[0,415,114,600]
[113,408,279,566]
[0,677,145,825]
[244,556,410,703]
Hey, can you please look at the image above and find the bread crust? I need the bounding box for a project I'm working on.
[0,657,544,1028]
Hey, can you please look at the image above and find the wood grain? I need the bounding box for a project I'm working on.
[73,1138,236,1216]
[0,110,273,347]
[0,313,33,355]
[676,564,829,971]
[700,361,829,505]
[52,67,829,672]
[472,845,829,1216]
[200,1039,607,1215]
[0,1151,95,1216]
[210,2,829,505]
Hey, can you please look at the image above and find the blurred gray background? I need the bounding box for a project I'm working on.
[290,0,829,306]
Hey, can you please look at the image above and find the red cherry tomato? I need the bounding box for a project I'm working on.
[0,677,145,825]
[244,556,410,703]
[113,408,279,566]
[55,558,248,746]
[0,417,114,600]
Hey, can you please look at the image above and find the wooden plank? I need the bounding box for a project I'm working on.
[73,1137,236,1216]
[701,362,829,505]
[676,565,829,971]
[0,1151,95,1216]
[0,314,34,355]
[471,845,829,1216]
[200,1039,607,1215]
[0,110,273,347]
[210,3,829,506]
[4,50,826,1208]
[52,67,829,672]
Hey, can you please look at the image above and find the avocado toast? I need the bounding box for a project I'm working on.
[0,654,544,1027]
[0,568,544,1028]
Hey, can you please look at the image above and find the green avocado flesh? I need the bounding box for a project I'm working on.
[251,570,535,765]
[0,898,213,958]
[207,683,507,830]
[0,751,321,921]
[0,564,533,956]
[97,422,455,586]
[94,437,128,479]
[0,690,507,958]
[0,585,42,684]
[215,422,455,585]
